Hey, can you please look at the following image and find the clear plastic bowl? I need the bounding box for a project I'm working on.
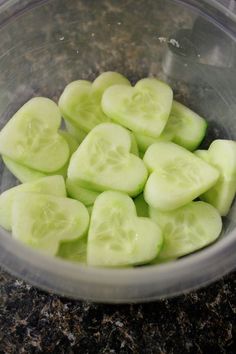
[0,0,235,303]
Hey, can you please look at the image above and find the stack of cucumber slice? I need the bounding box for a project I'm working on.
[0,71,235,267]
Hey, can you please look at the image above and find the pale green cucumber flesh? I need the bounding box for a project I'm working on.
[199,140,236,215]
[0,97,69,172]
[201,180,236,216]
[3,155,46,183]
[87,205,93,216]
[207,140,236,179]
[167,101,207,151]
[59,130,79,154]
[2,130,79,183]
[149,256,177,265]
[134,194,149,217]
[68,123,148,197]
[194,150,210,163]
[102,78,173,138]
[3,155,69,182]
[65,120,87,144]
[66,178,99,206]
[130,132,139,156]
[0,175,66,231]
[59,80,110,133]
[134,129,174,153]
[87,191,163,266]
[57,235,88,263]
[150,201,222,259]
[92,71,131,100]
[12,193,89,255]
[144,142,219,210]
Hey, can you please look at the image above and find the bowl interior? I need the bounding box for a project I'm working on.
[0,0,235,302]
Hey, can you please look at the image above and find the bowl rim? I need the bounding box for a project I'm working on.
[0,220,235,302]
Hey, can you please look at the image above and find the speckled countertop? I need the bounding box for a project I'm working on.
[0,0,236,353]
[0,270,235,353]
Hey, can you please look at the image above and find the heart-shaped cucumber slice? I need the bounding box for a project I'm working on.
[166,101,207,151]
[0,97,69,173]
[66,178,100,206]
[12,193,89,256]
[134,100,207,152]
[68,123,148,197]
[92,71,131,100]
[59,80,110,133]
[194,149,211,163]
[2,155,46,183]
[59,72,131,134]
[199,140,236,216]
[87,191,163,266]
[144,142,219,210]
[102,78,173,138]
[0,175,66,231]
[150,201,222,259]
[2,130,79,183]
[64,121,87,144]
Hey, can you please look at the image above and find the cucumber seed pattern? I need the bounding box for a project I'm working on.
[159,158,202,188]
[73,98,109,130]
[88,138,129,173]
[92,209,137,255]
[161,211,207,257]
[16,118,57,157]
[123,88,162,120]
[167,112,189,131]
[30,201,74,244]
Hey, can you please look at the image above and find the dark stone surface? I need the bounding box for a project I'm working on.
[0,269,235,354]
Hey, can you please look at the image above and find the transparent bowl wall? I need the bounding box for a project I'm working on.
[0,0,235,303]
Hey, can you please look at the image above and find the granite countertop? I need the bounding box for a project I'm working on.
[0,0,236,353]
[0,270,235,353]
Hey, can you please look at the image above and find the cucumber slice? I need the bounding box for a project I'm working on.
[55,129,79,178]
[87,191,163,266]
[92,71,131,100]
[59,130,79,155]
[2,155,69,182]
[134,100,207,152]
[68,123,148,197]
[134,129,174,153]
[102,78,173,138]
[0,175,66,231]
[0,97,69,172]
[59,80,111,133]
[149,256,177,265]
[144,142,219,210]
[200,140,236,216]
[167,101,207,151]
[66,178,99,206]
[2,130,79,183]
[52,129,79,178]
[87,205,93,216]
[130,132,139,156]
[150,201,222,259]
[57,235,87,264]
[207,140,236,179]
[134,194,149,217]
[3,155,46,183]
[12,193,89,256]
[65,121,87,144]
[194,149,210,163]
